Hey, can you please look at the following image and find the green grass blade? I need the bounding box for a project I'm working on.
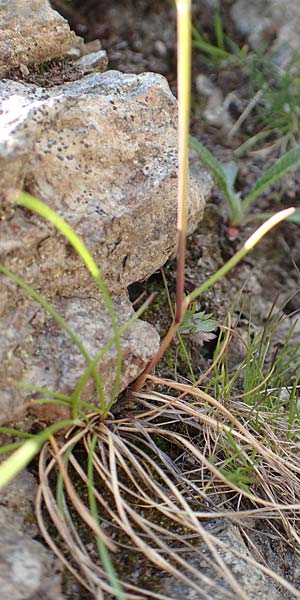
[13,382,74,402]
[245,208,300,224]
[13,381,102,415]
[192,26,230,60]
[0,264,105,417]
[87,434,126,600]
[0,441,26,455]
[0,419,77,490]
[0,428,34,438]
[242,146,300,212]
[73,293,155,414]
[190,136,242,222]
[16,193,122,407]
[56,445,73,517]
[190,136,228,191]
[214,9,224,50]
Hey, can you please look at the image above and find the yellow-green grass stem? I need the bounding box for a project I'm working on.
[133,208,295,390]
[0,419,78,490]
[175,0,191,324]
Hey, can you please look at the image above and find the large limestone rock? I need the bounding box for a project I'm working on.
[0,0,76,76]
[0,71,212,424]
[0,294,159,424]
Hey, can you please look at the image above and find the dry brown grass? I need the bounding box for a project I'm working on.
[36,375,300,599]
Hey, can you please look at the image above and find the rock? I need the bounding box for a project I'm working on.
[0,0,76,77]
[0,527,64,600]
[231,0,300,55]
[195,74,235,132]
[0,470,38,536]
[74,50,108,74]
[0,294,160,424]
[0,469,64,599]
[0,71,212,424]
[160,521,282,599]
[0,72,209,295]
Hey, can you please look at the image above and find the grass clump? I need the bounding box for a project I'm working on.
[0,1,299,598]
[241,49,300,153]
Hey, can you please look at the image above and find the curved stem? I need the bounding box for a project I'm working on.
[133,208,295,391]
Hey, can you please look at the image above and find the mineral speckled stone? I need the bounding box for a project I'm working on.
[0,70,211,424]
[0,527,64,600]
[0,71,210,295]
[0,294,160,424]
[0,0,76,76]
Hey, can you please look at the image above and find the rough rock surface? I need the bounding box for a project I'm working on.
[0,294,160,424]
[231,0,300,55]
[0,72,208,294]
[0,470,64,599]
[160,522,282,599]
[0,0,76,77]
[0,470,38,536]
[0,70,211,424]
[0,527,64,600]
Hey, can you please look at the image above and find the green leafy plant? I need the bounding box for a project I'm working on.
[179,302,217,337]
[190,135,300,226]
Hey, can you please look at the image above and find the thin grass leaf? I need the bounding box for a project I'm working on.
[0,420,77,490]
[247,208,300,224]
[0,263,105,417]
[190,136,242,222]
[16,192,122,409]
[0,441,28,455]
[213,9,224,50]
[56,446,72,516]
[190,136,228,193]
[0,428,34,438]
[73,293,155,413]
[242,146,300,212]
[87,434,126,600]
[192,25,230,61]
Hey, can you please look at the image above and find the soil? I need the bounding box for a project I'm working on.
[19,1,300,598]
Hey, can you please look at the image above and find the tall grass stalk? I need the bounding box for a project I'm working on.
[132,0,295,391]
[175,0,191,323]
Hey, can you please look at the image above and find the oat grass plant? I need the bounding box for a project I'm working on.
[0,1,299,598]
